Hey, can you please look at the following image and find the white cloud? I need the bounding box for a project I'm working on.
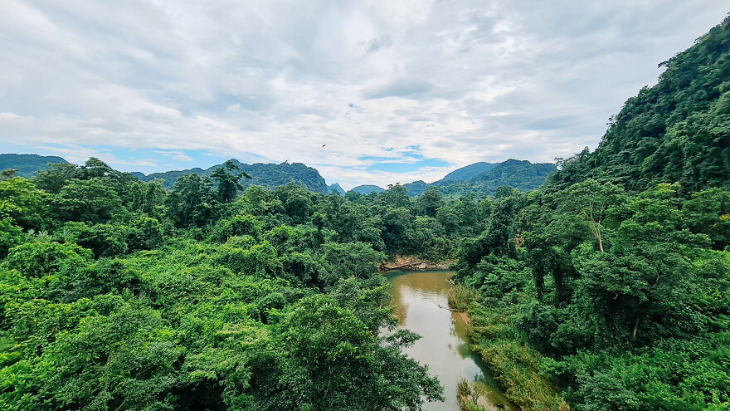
[154,150,194,162]
[1,0,728,188]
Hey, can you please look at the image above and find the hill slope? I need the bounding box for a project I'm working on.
[327,183,346,195]
[401,159,556,197]
[547,16,730,193]
[0,154,69,178]
[438,162,498,182]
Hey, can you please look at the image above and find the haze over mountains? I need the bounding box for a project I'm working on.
[0,153,555,197]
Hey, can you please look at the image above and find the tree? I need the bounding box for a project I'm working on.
[0,218,22,258]
[1,169,18,181]
[416,186,443,218]
[35,162,79,193]
[495,186,518,199]
[165,173,217,227]
[215,214,262,242]
[382,184,411,208]
[0,178,48,230]
[211,160,252,203]
[266,294,443,411]
[50,178,124,224]
[381,207,415,253]
[681,187,730,249]
[40,301,182,410]
[2,241,93,278]
[274,183,314,223]
[129,180,166,216]
[321,242,385,287]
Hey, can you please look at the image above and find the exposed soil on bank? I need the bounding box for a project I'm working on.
[378,255,454,272]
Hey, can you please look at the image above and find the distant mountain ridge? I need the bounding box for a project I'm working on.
[0,154,69,178]
[402,159,556,197]
[1,153,555,198]
[438,162,498,182]
[134,159,329,194]
[327,183,346,195]
[350,185,385,194]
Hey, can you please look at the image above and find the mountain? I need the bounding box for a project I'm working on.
[2,153,553,198]
[438,162,498,183]
[546,16,730,194]
[397,159,556,197]
[431,159,556,197]
[0,154,69,178]
[134,160,329,193]
[469,159,557,190]
[350,185,385,194]
[327,183,346,195]
[403,180,429,196]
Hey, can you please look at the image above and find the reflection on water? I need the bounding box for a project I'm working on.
[385,270,517,411]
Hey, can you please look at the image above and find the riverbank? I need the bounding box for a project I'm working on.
[379,255,454,272]
[384,270,517,411]
[446,286,569,411]
[467,304,570,411]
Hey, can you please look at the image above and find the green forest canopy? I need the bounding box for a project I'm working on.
[1,14,730,411]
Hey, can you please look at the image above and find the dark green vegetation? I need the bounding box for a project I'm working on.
[0,157,510,411]
[0,155,68,179]
[3,15,730,411]
[453,17,730,411]
[133,159,329,193]
[404,180,429,197]
[547,18,730,194]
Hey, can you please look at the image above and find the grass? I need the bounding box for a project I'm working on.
[467,304,571,411]
[447,284,480,312]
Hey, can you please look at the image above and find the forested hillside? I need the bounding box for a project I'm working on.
[0,154,68,178]
[548,17,730,194]
[451,16,730,411]
[431,159,557,197]
[439,162,498,182]
[134,160,329,194]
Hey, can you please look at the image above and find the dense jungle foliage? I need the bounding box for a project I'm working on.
[0,157,499,410]
[453,16,730,411]
[2,14,730,411]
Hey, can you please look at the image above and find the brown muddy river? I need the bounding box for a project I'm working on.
[385,270,517,411]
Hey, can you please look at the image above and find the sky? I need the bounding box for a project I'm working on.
[1,1,728,190]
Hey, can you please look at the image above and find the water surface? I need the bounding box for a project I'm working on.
[385,270,517,411]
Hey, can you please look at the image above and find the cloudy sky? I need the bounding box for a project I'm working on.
[1,1,727,189]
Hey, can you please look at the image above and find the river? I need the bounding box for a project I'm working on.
[384,270,517,411]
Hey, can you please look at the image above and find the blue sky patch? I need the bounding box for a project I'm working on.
[366,158,450,173]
